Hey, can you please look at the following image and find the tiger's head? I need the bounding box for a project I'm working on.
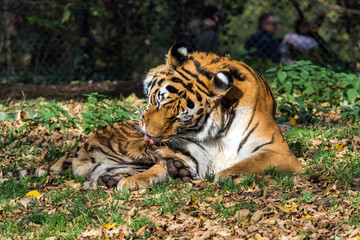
[140,43,234,144]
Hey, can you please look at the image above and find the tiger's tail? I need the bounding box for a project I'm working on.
[3,148,77,180]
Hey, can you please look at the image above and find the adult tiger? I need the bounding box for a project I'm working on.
[6,43,302,190]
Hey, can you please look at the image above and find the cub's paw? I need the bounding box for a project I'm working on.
[166,159,199,182]
[116,175,150,191]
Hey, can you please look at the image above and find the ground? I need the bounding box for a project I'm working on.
[0,83,359,239]
[0,81,145,100]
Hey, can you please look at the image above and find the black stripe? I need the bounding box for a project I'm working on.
[181,67,208,92]
[196,92,203,102]
[149,80,156,91]
[166,85,179,93]
[106,164,152,172]
[89,146,124,163]
[84,142,89,151]
[257,73,272,95]
[28,168,37,175]
[171,77,195,93]
[239,62,259,84]
[106,134,121,156]
[257,73,276,117]
[189,112,210,133]
[196,108,203,115]
[157,78,165,86]
[117,142,129,155]
[109,124,128,138]
[187,98,195,109]
[90,163,101,173]
[171,148,199,176]
[211,57,221,64]
[193,59,213,79]
[217,109,236,136]
[225,64,246,81]
[238,122,259,153]
[252,134,275,153]
[243,99,258,134]
[176,69,191,81]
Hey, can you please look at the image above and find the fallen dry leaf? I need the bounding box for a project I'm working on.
[79,228,102,238]
[235,209,250,220]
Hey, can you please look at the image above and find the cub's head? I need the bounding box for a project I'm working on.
[140,42,234,143]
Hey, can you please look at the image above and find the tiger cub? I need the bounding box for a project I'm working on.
[6,43,302,190]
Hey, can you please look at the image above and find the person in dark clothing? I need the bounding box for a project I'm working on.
[245,13,281,63]
[188,5,221,54]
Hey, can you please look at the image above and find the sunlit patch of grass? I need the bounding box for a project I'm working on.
[298,190,314,203]
[212,200,258,218]
[140,182,187,214]
[128,215,154,235]
[264,167,295,190]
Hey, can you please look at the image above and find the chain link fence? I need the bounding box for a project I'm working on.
[1,2,77,83]
[0,0,359,84]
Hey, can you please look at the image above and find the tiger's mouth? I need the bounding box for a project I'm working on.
[144,134,158,145]
[144,134,174,145]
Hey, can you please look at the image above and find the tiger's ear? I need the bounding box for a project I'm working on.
[167,42,190,69]
[210,71,233,95]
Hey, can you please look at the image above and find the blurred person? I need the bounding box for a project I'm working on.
[188,5,221,54]
[281,19,319,65]
[245,13,281,63]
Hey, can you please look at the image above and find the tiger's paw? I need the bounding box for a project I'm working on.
[214,170,238,182]
[116,175,150,191]
[83,175,121,189]
[166,159,199,182]
[97,174,120,188]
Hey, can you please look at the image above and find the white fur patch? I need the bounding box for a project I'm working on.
[216,72,229,84]
[177,47,188,56]
[143,75,154,95]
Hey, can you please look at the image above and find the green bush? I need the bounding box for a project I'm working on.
[81,93,138,133]
[266,61,360,123]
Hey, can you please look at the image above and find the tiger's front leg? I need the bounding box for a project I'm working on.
[116,164,168,190]
[215,151,303,181]
[112,152,199,190]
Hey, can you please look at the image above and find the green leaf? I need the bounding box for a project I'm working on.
[284,81,293,95]
[0,112,9,121]
[88,97,97,103]
[266,67,277,73]
[105,115,113,123]
[303,87,314,95]
[300,70,309,80]
[44,112,54,122]
[18,124,28,132]
[347,89,358,102]
[49,122,57,132]
[275,115,288,124]
[277,71,287,83]
[26,108,37,118]
[62,9,71,23]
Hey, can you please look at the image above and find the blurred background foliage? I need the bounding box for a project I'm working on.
[0,0,359,84]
